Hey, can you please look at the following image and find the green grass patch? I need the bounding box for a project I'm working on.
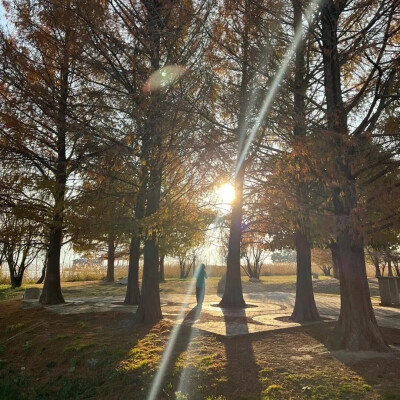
[6,323,25,333]
[23,340,32,350]
[0,284,39,301]
[263,384,284,394]
[63,339,95,353]
[56,334,70,340]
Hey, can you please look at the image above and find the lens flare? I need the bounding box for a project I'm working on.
[143,65,187,93]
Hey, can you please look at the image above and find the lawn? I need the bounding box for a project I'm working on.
[0,277,399,400]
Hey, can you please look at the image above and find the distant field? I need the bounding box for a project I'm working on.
[0,260,378,288]
[58,261,378,282]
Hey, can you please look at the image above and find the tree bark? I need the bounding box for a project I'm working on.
[321,0,388,351]
[329,241,340,279]
[124,236,141,305]
[374,262,382,278]
[40,147,66,305]
[159,254,165,282]
[125,144,148,305]
[291,231,320,322]
[387,260,393,277]
[10,272,23,289]
[329,226,388,350]
[219,166,246,308]
[36,251,48,284]
[106,233,115,282]
[135,167,163,324]
[40,213,65,304]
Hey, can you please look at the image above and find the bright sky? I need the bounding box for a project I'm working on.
[0,3,6,28]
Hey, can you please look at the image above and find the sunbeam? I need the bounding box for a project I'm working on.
[147,2,322,398]
[235,0,321,176]
[146,278,197,400]
[147,257,216,400]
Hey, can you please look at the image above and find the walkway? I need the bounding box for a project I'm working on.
[22,291,400,337]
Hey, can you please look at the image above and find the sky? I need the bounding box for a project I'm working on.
[0,3,6,28]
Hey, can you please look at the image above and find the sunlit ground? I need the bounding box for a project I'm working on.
[0,277,398,399]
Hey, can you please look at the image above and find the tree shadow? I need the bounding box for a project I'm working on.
[220,306,263,398]
[300,322,400,398]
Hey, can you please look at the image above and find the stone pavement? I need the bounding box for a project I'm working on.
[22,291,400,337]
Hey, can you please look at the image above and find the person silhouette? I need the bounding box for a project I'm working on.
[195,263,208,307]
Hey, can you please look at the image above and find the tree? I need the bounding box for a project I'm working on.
[0,211,41,287]
[208,0,286,308]
[312,248,333,276]
[271,249,297,263]
[319,0,398,350]
[240,230,269,280]
[69,142,135,283]
[289,0,320,323]
[0,0,108,304]
[0,158,50,285]
[154,151,216,280]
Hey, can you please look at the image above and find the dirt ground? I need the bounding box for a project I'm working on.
[1,295,400,400]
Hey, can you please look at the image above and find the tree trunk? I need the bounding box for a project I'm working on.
[330,241,340,279]
[135,167,163,324]
[394,262,400,277]
[219,166,246,308]
[106,233,115,282]
[374,261,382,278]
[40,218,65,304]
[159,254,165,282]
[329,227,389,350]
[387,260,393,277]
[36,251,48,284]
[40,172,66,305]
[179,259,185,279]
[291,231,320,322]
[125,145,148,305]
[10,272,23,288]
[125,236,141,305]
[321,0,388,351]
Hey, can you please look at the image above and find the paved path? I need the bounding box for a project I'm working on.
[22,291,400,337]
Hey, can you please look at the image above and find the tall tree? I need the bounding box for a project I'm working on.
[0,0,107,304]
[209,0,285,308]
[290,0,320,323]
[319,0,398,350]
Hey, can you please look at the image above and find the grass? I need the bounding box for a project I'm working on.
[5,323,25,333]
[63,339,96,353]
[0,275,398,399]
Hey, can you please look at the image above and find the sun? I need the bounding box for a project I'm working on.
[217,182,235,204]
